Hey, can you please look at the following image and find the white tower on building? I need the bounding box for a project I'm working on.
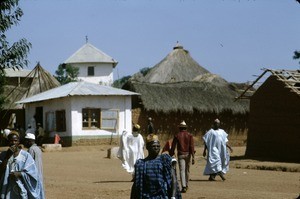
[64,42,118,86]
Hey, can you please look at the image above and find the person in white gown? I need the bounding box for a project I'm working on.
[118,124,144,174]
[118,130,130,171]
[202,119,233,181]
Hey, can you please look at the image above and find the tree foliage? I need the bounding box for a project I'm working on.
[54,63,79,85]
[293,50,300,65]
[112,67,151,88]
[139,67,151,76]
[0,0,31,110]
[113,75,131,88]
[0,0,31,71]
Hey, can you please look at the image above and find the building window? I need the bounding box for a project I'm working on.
[82,108,119,130]
[87,66,94,76]
[82,108,100,129]
[56,110,66,132]
[101,109,119,130]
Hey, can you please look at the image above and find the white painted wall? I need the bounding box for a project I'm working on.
[70,63,113,85]
[69,95,132,137]
[25,98,72,137]
[24,95,133,138]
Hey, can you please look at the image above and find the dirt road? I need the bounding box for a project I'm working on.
[39,145,300,199]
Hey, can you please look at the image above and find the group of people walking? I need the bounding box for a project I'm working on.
[0,117,230,199]
[125,118,232,199]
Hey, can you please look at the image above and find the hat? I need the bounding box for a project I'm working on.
[214,118,220,123]
[133,124,140,131]
[3,129,11,139]
[7,131,19,139]
[179,120,187,127]
[25,133,35,140]
[148,117,152,121]
[146,134,159,143]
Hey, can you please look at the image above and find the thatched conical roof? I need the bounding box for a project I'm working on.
[134,43,210,83]
[123,43,249,114]
[3,63,60,109]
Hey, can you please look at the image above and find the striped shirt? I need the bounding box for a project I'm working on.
[131,154,181,199]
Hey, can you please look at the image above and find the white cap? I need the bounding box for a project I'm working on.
[3,129,11,138]
[214,118,220,123]
[25,133,35,140]
[179,120,187,127]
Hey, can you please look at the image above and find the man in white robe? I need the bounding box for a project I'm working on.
[0,132,40,198]
[24,133,45,199]
[118,124,144,174]
[202,119,233,181]
[118,130,130,171]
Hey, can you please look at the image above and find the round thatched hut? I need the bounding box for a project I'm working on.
[123,43,249,145]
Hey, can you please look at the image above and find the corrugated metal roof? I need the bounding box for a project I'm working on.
[17,81,139,104]
[64,43,118,67]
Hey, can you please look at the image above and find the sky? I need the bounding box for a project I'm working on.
[7,0,300,83]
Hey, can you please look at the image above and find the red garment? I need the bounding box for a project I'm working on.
[162,139,173,154]
[170,130,194,156]
[54,134,61,144]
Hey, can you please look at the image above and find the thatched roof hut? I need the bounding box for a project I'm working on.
[123,44,250,143]
[1,63,60,129]
[3,63,60,109]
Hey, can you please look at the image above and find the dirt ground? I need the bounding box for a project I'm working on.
[2,145,300,199]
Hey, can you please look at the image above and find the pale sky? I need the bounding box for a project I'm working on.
[7,0,300,83]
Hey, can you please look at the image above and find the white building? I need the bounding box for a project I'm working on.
[17,81,139,146]
[64,43,118,86]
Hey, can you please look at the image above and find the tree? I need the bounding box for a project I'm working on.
[54,63,79,85]
[0,0,31,71]
[0,0,31,110]
[293,50,300,65]
[139,67,151,76]
[113,67,151,88]
[112,75,131,88]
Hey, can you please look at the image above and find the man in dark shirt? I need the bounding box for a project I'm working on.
[131,134,182,199]
[147,117,155,135]
[170,121,195,193]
